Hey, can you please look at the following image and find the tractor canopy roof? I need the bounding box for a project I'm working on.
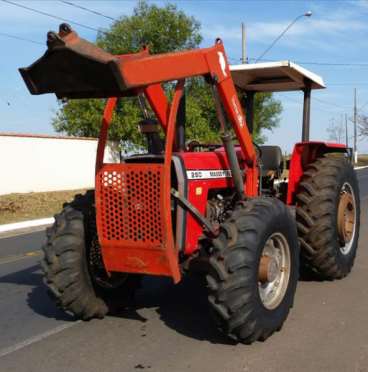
[230,61,325,93]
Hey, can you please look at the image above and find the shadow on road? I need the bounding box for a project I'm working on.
[298,265,327,282]
[0,260,336,345]
[0,264,75,322]
[110,275,236,345]
[0,264,232,344]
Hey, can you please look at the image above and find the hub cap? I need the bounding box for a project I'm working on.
[258,233,291,310]
[337,182,357,255]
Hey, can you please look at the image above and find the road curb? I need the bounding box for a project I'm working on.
[0,217,54,235]
[355,165,368,170]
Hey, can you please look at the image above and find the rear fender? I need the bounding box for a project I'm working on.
[287,141,349,205]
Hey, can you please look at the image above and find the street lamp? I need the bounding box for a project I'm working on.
[255,11,312,63]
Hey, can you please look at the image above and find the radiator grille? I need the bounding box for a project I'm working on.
[97,164,164,244]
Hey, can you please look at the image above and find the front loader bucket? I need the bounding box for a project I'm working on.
[19,23,147,99]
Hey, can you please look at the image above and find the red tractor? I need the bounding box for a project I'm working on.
[20,24,360,344]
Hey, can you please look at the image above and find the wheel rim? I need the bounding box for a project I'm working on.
[258,232,291,310]
[337,182,357,255]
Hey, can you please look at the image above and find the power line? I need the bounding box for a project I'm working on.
[294,61,368,67]
[0,3,364,69]
[228,57,240,63]
[278,93,344,115]
[272,89,349,113]
[245,56,368,68]
[2,0,128,46]
[0,3,365,69]
[313,96,350,110]
[0,31,43,45]
[358,101,368,112]
[328,83,368,86]
[278,94,299,104]
[230,57,368,86]
[1,0,101,33]
[59,1,117,22]
[229,62,348,112]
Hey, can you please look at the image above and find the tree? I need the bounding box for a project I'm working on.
[52,0,281,146]
[358,114,368,138]
[327,118,344,143]
[251,92,282,143]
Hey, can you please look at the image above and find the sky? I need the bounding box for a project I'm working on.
[1,0,368,153]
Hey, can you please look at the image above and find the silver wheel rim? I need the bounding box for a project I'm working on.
[258,232,291,310]
[338,182,357,255]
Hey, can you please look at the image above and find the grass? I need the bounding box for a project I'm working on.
[357,155,368,167]
[0,189,87,225]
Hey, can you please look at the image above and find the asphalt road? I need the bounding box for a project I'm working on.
[1,169,368,372]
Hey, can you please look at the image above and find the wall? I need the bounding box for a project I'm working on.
[0,133,119,195]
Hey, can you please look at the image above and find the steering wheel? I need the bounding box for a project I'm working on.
[186,140,201,152]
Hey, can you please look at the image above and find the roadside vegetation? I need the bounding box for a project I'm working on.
[52,0,282,147]
[1,152,367,225]
[357,154,368,166]
[0,190,87,224]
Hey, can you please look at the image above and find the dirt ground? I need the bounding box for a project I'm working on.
[357,154,368,166]
[0,189,88,224]
[1,153,367,225]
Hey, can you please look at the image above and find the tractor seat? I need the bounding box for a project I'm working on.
[259,145,283,176]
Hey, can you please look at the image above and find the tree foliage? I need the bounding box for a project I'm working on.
[96,1,201,54]
[52,0,282,146]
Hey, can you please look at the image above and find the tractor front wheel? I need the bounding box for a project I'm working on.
[205,197,299,344]
[41,191,141,320]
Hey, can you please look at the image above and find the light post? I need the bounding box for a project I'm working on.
[255,11,312,63]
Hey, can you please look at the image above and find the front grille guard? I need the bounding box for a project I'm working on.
[95,81,185,283]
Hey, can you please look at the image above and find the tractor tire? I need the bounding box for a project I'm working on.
[41,191,141,320]
[205,197,299,344]
[296,156,360,279]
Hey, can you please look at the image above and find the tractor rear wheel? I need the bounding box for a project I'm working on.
[296,156,360,279]
[41,191,141,320]
[205,197,299,344]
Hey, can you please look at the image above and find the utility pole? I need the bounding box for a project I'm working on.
[345,113,348,147]
[354,88,358,163]
[241,22,247,64]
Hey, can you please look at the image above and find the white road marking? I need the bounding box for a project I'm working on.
[0,218,54,234]
[0,321,80,358]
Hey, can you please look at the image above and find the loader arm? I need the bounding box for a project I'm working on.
[19,24,258,194]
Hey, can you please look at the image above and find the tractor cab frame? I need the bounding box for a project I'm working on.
[230,61,348,204]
